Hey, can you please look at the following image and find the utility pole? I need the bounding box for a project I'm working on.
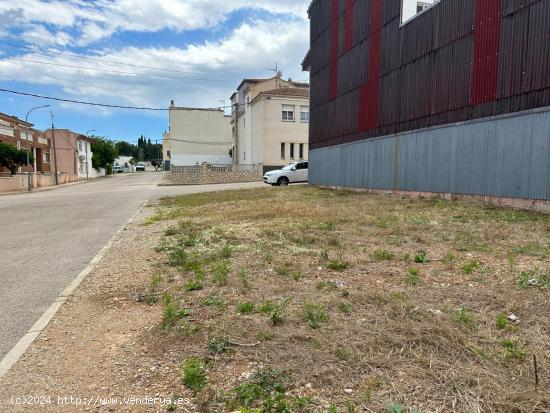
[85,130,96,181]
[51,111,59,185]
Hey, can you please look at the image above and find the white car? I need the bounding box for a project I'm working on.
[135,162,146,172]
[113,165,123,173]
[263,161,309,186]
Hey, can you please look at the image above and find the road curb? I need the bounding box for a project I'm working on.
[0,204,146,379]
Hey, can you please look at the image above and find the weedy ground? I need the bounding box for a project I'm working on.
[143,186,550,412]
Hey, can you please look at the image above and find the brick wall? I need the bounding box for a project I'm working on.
[170,164,262,185]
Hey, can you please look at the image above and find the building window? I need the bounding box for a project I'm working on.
[282,105,295,122]
[78,141,82,151]
[402,0,438,23]
[300,106,309,123]
[280,143,286,160]
[299,143,304,159]
[43,152,50,163]
[290,143,295,160]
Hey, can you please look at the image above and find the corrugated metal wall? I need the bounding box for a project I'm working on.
[309,0,550,150]
[309,107,550,200]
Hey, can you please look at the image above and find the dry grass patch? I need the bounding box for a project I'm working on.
[142,186,550,412]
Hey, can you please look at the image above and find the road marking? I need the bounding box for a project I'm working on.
[0,206,145,379]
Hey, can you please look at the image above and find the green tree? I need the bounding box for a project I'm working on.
[115,141,138,158]
[91,137,118,174]
[0,142,33,175]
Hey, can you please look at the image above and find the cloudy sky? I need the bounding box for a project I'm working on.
[0,0,310,144]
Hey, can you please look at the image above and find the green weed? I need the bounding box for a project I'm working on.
[208,337,234,355]
[374,249,395,261]
[212,260,231,286]
[238,268,250,289]
[405,267,421,286]
[339,302,353,314]
[502,339,526,359]
[271,299,290,326]
[462,259,481,274]
[201,294,227,311]
[182,357,207,391]
[443,252,456,269]
[517,269,550,288]
[413,250,429,263]
[327,260,349,271]
[452,306,472,326]
[496,314,508,330]
[302,302,329,329]
[237,302,256,314]
[150,274,162,290]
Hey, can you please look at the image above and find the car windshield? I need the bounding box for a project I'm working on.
[282,164,295,171]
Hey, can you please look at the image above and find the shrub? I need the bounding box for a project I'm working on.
[182,357,207,391]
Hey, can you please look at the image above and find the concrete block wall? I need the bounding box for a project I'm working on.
[170,164,263,185]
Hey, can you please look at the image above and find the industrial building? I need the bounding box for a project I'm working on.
[306,0,550,207]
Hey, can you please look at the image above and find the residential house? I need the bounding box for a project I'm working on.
[230,76,310,172]
[0,111,52,174]
[163,101,232,167]
[44,129,96,179]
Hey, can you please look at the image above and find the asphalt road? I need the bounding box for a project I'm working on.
[0,173,263,360]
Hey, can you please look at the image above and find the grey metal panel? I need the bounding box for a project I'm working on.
[310,107,550,200]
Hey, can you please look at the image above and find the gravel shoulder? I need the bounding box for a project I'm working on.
[0,205,184,413]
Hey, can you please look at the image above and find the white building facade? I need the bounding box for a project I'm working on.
[164,103,232,167]
[231,76,310,172]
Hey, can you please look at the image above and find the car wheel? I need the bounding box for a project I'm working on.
[277,177,289,186]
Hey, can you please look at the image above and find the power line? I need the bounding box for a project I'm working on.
[1,57,238,83]
[0,87,243,111]
[0,42,240,80]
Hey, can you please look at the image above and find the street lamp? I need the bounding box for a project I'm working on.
[25,104,51,191]
[85,130,96,181]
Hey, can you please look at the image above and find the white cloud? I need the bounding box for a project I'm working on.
[20,25,73,47]
[0,0,310,45]
[0,19,310,113]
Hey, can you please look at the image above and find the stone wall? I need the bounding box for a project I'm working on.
[170,164,262,185]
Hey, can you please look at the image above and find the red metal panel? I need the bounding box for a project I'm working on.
[329,0,340,100]
[471,0,502,104]
[345,0,355,52]
[358,0,382,131]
